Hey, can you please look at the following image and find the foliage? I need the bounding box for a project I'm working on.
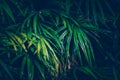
[0,0,120,80]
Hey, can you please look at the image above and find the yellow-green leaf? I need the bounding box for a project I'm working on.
[37,41,41,54]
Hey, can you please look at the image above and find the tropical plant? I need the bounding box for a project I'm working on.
[0,0,120,80]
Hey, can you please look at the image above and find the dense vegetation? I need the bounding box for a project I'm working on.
[0,0,120,80]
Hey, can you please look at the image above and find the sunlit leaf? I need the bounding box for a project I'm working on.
[43,39,59,62]
[41,38,49,60]
[10,39,18,51]
[37,41,41,54]
[62,18,67,27]
[13,33,27,52]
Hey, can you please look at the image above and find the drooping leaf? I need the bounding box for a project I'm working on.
[112,67,118,80]
[33,14,38,34]
[80,67,97,79]
[2,0,15,22]
[34,61,45,80]
[0,60,14,80]
[20,57,27,78]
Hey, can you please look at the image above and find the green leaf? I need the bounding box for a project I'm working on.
[37,41,41,54]
[11,54,24,64]
[34,61,45,80]
[80,67,97,79]
[77,29,93,65]
[33,14,38,34]
[112,67,118,80]
[27,58,34,80]
[70,17,80,26]
[0,60,14,80]
[65,32,72,58]
[59,30,68,41]
[9,39,18,51]
[20,57,27,78]
[62,18,67,27]
[41,38,49,60]
[21,12,36,31]
[2,0,15,22]
[12,33,27,52]
[97,0,106,24]
[91,0,98,26]
[73,28,82,65]
[43,39,59,62]
[104,0,115,16]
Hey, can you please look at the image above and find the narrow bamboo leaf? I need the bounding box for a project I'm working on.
[113,67,118,80]
[43,24,57,35]
[73,29,79,52]
[2,0,15,22]
[56,26,66,33]
[91,0,98,26]
[0,60,14,80]
[21,12,36,31]
[43,39,59,62]
[21,33,27,38]
[77,29,87,54]
[43,39,54,54]
[104,0,115,16]
[11,54,24,64]
[11,1,25,16]
[26,16,31,28]
[86,0,90,18]
[46,36,62,51]
[59,30,68,41]
[12,33,27,52]
[32,33,41,40]
[88,41,95,62]
[67,21,72,33]
[66,32,72,58]
[33,14,38,34]
[11,33,22,45]
[20,57,27,78]
[39,14,44,21]
[73,29,82,65]
[31,62,34,80]
[62,18,67,27]
[10,39,17,51]
[7,32,19,45]
[70,17,79,26]
[37,41,41,54]
[97,0,106,24]
[14,2,28,17]
[41,27,55,39]
[85,30,103,49]
[80,30,94,65]
[27,58,34,80]
[34,61,45,80]
[41,38,49,60]
[28,41,33,48]
[55,16,59,26]
[77,29,90,65]
[80,67,97,79]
